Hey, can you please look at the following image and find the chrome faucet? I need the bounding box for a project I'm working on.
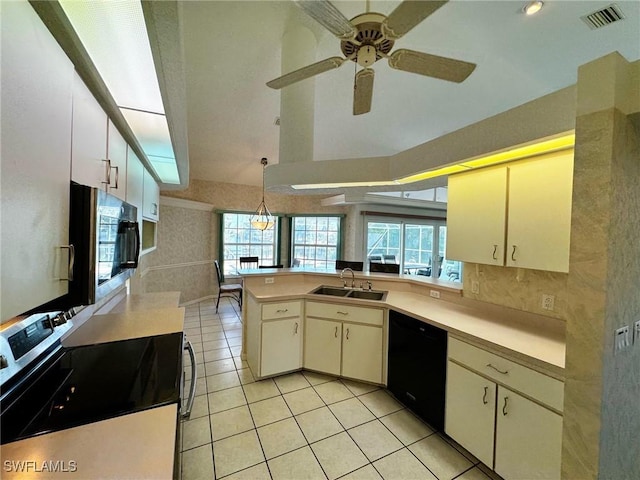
[340,268,355,288]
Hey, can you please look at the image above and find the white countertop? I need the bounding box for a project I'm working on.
[0,404,177,480]
[241,271,565,378]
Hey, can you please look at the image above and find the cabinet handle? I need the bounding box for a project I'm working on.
[502,396,509,416]
[511,245,517,261]
[482,386,488,405]
[102,159,112,187]
[345,328,350,340]
[294,322,298,334]
[486,363,509,375]
[492,244,498,260]
[276,309,288,313]
[334,326,338,338]
[337,311,349,316]
[59,244,75,281]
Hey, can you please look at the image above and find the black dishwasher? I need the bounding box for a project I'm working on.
[387,310,447,431]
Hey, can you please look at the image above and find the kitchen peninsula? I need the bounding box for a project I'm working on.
[240,268,567,480]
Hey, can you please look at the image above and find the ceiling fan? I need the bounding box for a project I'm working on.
[266,0,477,115]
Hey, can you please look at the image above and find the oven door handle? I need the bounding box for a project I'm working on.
[181,340,197,419]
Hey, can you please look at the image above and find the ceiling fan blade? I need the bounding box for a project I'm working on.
[267,56,347,89]
[382,0,448,40]
[353,68,374,115]
[294,0,356,40]
[388,49,476,83]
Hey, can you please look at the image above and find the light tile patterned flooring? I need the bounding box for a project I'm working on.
[180,298,496,480]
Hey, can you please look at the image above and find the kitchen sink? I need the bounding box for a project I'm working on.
[310,286,350,297]
[310,285,387,301]
[347,290,386,301]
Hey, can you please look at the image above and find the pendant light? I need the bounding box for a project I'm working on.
[250,158,275,230]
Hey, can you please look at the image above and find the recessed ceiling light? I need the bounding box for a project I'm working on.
[523,1,544,15]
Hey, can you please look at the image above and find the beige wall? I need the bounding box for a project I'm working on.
[135,179,350,304]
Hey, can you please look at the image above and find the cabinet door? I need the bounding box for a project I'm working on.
[445,361,496,467]
[106,121,127,200]
[341,323,383,383]
[446,167,508,265]
[261,318,303,377]
[506,151,574,273]
[495,386,562,480]
[126,148,144,228]
[143,168,159,221]
[1,1,74,320]
[304,318,341,376]
[71,72,108,189]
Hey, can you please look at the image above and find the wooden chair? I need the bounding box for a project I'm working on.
[335,260,364,271]
[259,264,283,269]
[239,256,259,269]
[368,255,383,263]
[383,254,397,264]
[370,262,400,274]
[214,260,242,312]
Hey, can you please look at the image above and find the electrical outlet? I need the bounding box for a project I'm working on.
[430,290,441,299]
[542,294,555,311]
[264,277,274,284]
[471,281,480,295]
[634,321,640,345]
[615,326,630,354]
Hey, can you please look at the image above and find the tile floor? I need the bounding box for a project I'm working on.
[180,298,498,480]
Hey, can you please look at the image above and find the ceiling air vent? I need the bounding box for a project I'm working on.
[581,3,625,29]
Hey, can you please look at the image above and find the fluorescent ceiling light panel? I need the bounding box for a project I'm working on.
[291,180,398,190]
[120,108,173,158]
[59,0,164,113]
[148,155,180,184]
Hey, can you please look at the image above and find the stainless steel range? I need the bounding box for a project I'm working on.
[0,309,193,468]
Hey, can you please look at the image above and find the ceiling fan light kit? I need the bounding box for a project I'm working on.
[523,1,544,16]
[268,0,476,115]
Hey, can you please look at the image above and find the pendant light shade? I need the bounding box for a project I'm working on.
[250,158,275,230]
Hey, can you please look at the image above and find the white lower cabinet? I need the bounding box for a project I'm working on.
[342,323,383,384]
[304,301,384,384]
[445,361,496,467]
[246,299,303,378]
[494,387,563,480]
[445,337,563,480]
[304,318,342,376]
[261,318,303,377]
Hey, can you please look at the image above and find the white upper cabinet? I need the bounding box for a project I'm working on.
[506,152,573,272]
[446,150,574,273]
[142,168,159,221]
[1,1,74,320]
[71,72,108,189]
[447,166,508,266]
[106,121,127,200]
[126,148,144,226]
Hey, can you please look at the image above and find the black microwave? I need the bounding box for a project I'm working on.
[68,182,140,306]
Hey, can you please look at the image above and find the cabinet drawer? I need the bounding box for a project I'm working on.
[306,301,383,326]
[448,337,563,412]
[262,301,301,320]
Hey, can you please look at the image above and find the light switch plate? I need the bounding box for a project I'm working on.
[430,290,440,299]
[264,277,274,284]
[615,326,630,354]
[542,294,555,311]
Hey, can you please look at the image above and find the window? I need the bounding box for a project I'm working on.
[291,216,341,269]
[364,216,462,282]
[221,213,278,275]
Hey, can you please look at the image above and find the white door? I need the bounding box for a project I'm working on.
[506,151,574,273]
[1,1,74,320]
[261,318,302,377]
[494,386,563,480]
[71,72,108,189]
[446,166,508,265]
[304,318,342,376]
[106,121,127,200]
[341,323,383,384]
[445,361,496,467]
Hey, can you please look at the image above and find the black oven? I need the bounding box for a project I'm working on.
[0,311,197,478]
[67,182,140,308]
